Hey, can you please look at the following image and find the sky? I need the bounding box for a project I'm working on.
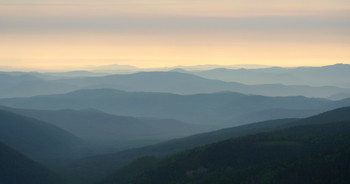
[0,0,349,71]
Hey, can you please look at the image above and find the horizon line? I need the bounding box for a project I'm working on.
[0,63,347,73]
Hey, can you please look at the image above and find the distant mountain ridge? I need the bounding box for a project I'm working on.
[0,88,332,126]
[56,71,350,97]
[1,70,350,98]
[191,63,350,89]
[0,73,77,98]
[0,106,211,141]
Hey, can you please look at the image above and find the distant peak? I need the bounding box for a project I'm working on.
[327,63,348,67]
[169,68,188,73]
[210,68,232,71]
[68,88,125,95]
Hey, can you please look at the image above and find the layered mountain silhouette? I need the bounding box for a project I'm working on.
[1,70,350,98]
[1,64,350,184]
[56,71,350,97]
[101,122,350,184]
[55,106,350,184]
[191,63,350,88]
[0,106,211,141]
[0,89,331,125]
[0,73,76,98]
[98,106,350,184]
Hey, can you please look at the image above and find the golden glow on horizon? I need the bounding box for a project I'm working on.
[0,0,349,70]
[1,33,349,70]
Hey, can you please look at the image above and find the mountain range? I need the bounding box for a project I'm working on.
[189,63,350,89]
[54,71,350,98]
[0,88,335,126]
[0,106,211,142]
[97,106,350,184]
[101,121,350,184]
[1,69,350,98]
[54,106,350,184]
[0,73,77,98]
[1,64,350,184]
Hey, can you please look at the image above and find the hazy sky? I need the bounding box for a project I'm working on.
[0,0,349,70]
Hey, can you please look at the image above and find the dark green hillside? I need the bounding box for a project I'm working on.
[59,106,350,184]
[0,141,63,184]
[0,109,81,163]
[211,144,350,184]
[56,119,297,184]
[89,107,350,184]
[100,121,350,184]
